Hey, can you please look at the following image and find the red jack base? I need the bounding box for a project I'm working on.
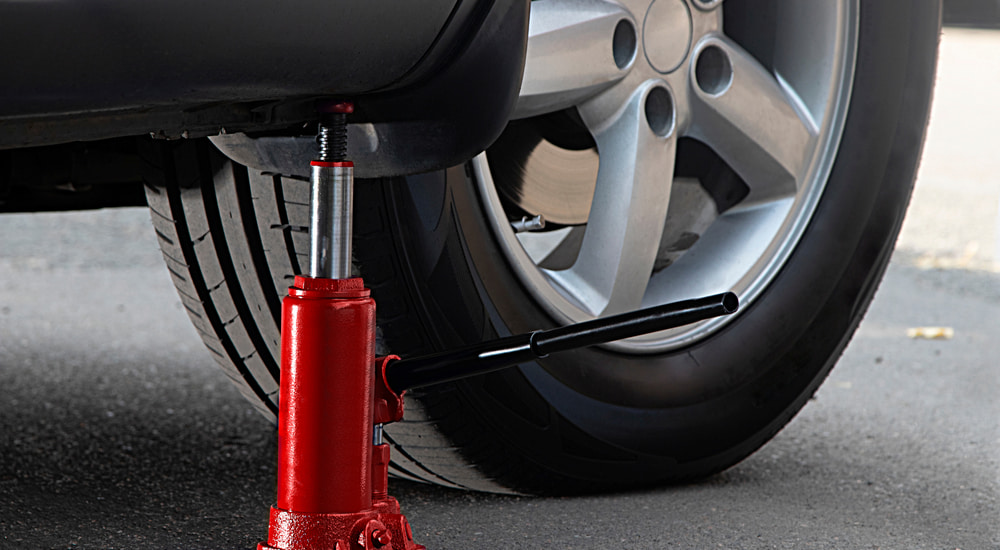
[259,497,420,550]
[259,276,423,550]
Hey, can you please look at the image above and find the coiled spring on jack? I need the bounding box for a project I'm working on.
[316,113,348,162]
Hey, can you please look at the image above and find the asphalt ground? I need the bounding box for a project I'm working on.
[0,27,998,550]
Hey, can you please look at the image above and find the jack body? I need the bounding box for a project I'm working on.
[259,276,421,550]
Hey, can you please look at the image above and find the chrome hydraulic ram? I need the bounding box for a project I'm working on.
[308,101,354,279]
[384,292,739,393]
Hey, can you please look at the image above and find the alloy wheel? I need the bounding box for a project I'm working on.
[475,0,859,352]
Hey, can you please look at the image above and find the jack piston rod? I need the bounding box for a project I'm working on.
[308,102,354,280]
[384,292,739,393]
[308,161,353,279]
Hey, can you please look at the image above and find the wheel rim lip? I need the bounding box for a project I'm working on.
[475,0,859,354]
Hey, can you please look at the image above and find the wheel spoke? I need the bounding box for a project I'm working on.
[687,35,819,207]
[513,0,637,120]
[546,84,677,316]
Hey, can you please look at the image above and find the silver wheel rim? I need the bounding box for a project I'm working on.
[475,0,859,353]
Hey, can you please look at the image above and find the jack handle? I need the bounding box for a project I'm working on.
[383,292,739,394]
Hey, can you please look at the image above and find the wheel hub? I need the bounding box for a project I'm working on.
[643,0,693,74]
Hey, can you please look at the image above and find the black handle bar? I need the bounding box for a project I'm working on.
[384,292,739,393]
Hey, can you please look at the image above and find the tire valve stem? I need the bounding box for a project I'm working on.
[511,214,546,233]
[309,100,355,280]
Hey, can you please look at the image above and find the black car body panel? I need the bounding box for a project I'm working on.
[0,0,456,117]
[0,0,529,178]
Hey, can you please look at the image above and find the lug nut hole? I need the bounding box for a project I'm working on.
[695,44,733,96]
[613,19,638,70]
[644,86,675,137]
[692,0,724,11]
